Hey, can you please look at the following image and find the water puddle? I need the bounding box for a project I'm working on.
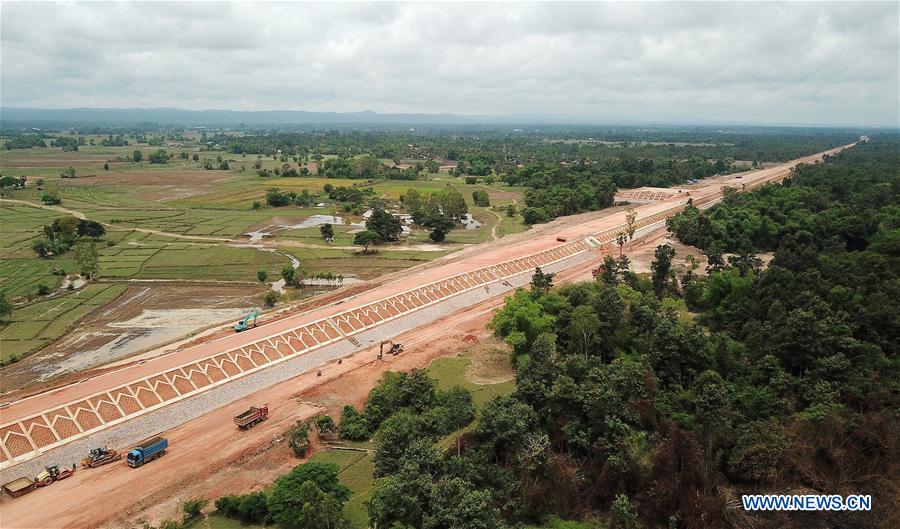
[245,215,364,242]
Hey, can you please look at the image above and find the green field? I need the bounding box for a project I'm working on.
[0,140,527,364]
[0,283,127,363]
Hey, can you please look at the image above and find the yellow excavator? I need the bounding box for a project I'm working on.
[378,340,404,359]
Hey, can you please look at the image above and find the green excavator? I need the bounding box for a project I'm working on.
[233,310,259,332]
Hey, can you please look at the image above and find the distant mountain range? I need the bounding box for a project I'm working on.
[1,107,884,130]
[0,107,509,127]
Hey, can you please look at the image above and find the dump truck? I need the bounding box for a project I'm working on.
[81,446,121,468]
[234,405,269,429]
[35,464,76,487]
[126,437,168,468]
[234,311,259,332]
[3,477,35,498]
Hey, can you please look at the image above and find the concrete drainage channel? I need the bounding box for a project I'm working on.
[0,249,595,483]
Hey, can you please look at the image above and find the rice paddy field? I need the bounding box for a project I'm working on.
[0,136,526,363]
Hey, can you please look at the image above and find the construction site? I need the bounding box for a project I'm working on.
[0,143,855,528]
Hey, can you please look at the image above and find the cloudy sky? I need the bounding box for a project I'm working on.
[2,1,898,126]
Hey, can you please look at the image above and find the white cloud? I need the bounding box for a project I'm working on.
[1,1,897,125]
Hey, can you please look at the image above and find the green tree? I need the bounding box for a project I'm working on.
[490,289,555,358]
[74,239,100,280]
[426,215,455,243]
[625,207,637,241]
[103,162,109,171]
[0,292,12,321]
[530,266,555,296]
[475,395,538,465]
[651,244,676,296]
[521,207,549,225]
[257,270,268,283]
[76,220,106,238]
[366,208,403,242]
[423,478,500,529]
[320,223,334,240]
[354,230,378,253]
[338,405,369,441]
[268,462,351,529]
[472,190,490,207]
[692,370,732,490]
[610,494,642,529]
[41,191,61,205]
[288,421,311,457]
[569,305,602,358]
[281,265,295,287]
[132,150,143,162]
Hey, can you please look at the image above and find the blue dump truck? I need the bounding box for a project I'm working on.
[126,437,168,468]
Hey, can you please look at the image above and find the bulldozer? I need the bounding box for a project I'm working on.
[378,340,404,359]
[81,446,121,468]
[34,464,76,487]
[233,311,259,332]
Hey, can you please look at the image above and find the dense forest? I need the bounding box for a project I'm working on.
[333,139,897,528]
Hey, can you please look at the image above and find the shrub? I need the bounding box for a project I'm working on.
[216,492,269,524]
[315,415,337,441]
[288,421,311,458]
[181,497,208,523]
[148,149,169,164]
[264,289,279,308]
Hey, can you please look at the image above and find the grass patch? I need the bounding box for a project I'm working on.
[427,353,515,409]
[302,448,375,529]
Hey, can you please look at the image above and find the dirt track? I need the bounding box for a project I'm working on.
[0,144,853,528]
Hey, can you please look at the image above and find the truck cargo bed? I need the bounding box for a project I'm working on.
[136,437,165,451]
[235,409,257,420]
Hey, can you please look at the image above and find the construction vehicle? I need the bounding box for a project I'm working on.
[233,311,259,332]
[81,446,121,468]
[592,264,605,278]
[126,437,168,468]
[378,340,403,359]
[34,464,76,487]
[234,405,269,429]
